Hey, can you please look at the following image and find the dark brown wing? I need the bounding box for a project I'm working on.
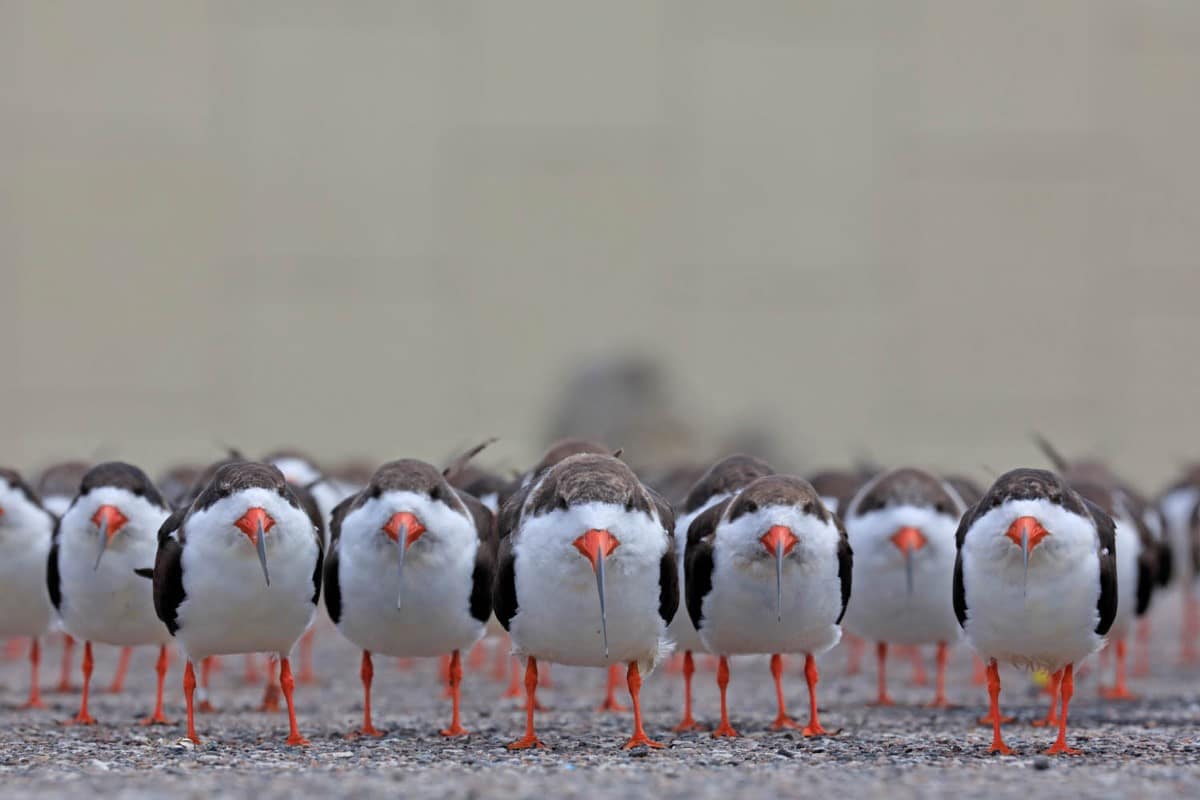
[493,533,517,631]
[834,513,853,623]
[684,498,730,630]
[456,489,497,624]
[645,486,679,626]
[323,532,342,625]
[152,510,187,635]
[1084,499,1118,636]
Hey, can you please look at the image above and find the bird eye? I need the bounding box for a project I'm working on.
[277,486,288,497]
[430,486,442,503]
[133,487,144,497]
[556,496,569,511]
[743,501,758,514]
[370,486,382,499]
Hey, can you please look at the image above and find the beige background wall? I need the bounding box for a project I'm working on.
[3,2,1198,489]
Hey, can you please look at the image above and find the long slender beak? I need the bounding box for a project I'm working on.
[383,511,425,610]
[890,526,927,596]
[1005,516,1048,597]
[234,507,275,586]
[573,529,620,659]
[395,522,408,609]
[760,526,798,623]
[91,504,127,570]
[255,518,270,586]
[94,517,109,570]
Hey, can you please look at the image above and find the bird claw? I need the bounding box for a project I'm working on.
[988,741,1016,756]
[711,723,739,738]
[345,725,385,739]
[440,724,470,737]
[622,733,665,749]
[285,734,310,747]
[139,715,172,726]
[1043,742,1081,756]
[802,724,836,737]
[63,713,97,726]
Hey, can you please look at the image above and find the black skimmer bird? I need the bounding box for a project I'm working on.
[1156,464,1200,663]
[841,467,966,706]
[325,458,496,737]
[1064,477,1156,704]
[495,452,677,749]
[152,461,323,745]
[954,468,1116,755]
[669,454,775,731]
[684,474,851,737]
[0,468,57,708]
[48,462,174,725]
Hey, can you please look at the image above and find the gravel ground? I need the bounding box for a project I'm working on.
[3,599,1199,799]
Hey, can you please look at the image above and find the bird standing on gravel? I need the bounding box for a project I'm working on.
[495,452,678,749]
[324,459,496,737]
[152,461,323,745]
[0,468,57,709]
[841,467,966,706]
[49,462,174,725]
[685,474,851,738]
[954,468,1116,755]
[669,454,775,731]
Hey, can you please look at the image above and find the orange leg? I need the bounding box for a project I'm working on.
[243,653,260,684]
[870,642,894,706]
[441,649,469,736]
[279,657,308,746]
[928,641,952,707]
[198,656,217,712]
[621,661,663,749]
[139,644,171,725]
[56,634,75,693]
[491,635,511,681]
[506,657,545,749]
[1044,663,1080,755]
[972,655,986,685]
[598,663,628,712]
[908,645,928,686]
[1031,669,1062,727]
[769,653,799,729]
[65,641,96,725]
[19,638,44,709]
[802,653,829,736]
[984,659,1013,755]
[349,651,384,737]
[845,633,864,676]
[1100,639,1136,700]
[504,656,523,698]
[468,639,487,671]
[259,658,282,712]
[712,655,738,738]
[1133,617,1151,678]
[440,653,453,697]
[183,660,200,743]
[108,646,132,693]
[673,650,704,732]
[298,629,317,685]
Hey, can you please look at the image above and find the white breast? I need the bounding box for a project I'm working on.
[174,490,320,661]
[840,505,961,645]
[1108,514,1142,640]
[961,499,1104,671]
[697,506,843,656]
[334,492,485,657]
[508,503,673,672]
[56,489,171,646]
[0,488,55,638]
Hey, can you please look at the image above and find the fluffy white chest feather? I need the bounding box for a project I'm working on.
[335,492,485,657]
[961,500,1104,671]
[175,490,319,660]
[508,503,672,672]
[0,491,55,637]
[1108,515,1141,639]
[841,506,961,645]
[1160,487,1198,583]
[56,489,170,646]
[697,507,843,656]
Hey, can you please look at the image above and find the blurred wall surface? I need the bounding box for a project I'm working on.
[4,2,1199,487]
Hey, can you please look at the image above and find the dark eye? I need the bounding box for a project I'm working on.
[370,485,382,499]
[556,496,569,511]
[743,500,758,515]
[133,486,144,497]
[430,486,442,503]
[278,486,288,498]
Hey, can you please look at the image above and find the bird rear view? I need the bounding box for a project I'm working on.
[152,461,323,745]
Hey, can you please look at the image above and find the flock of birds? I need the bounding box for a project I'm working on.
[1,437,1198,757]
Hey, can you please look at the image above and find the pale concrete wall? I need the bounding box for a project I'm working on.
[3,2,1198,488]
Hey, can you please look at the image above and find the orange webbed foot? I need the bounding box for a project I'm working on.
[597,700,628,713]
[769,715,800,730]
[285,734,310,747]
[440,724,470,737]
[139,714,172,726]
[1044,742,1081,756]
[622,732,665,749]
[345,725,385,739]
[63,712,96,726]
[506,734,546,750]
[978,713,1015,726]
[672,717,707,733]
[197,700,217,713]
[802,723,835,737]
[18,699,46,710]
[988,741,1016,756]
[711,722,739,738]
